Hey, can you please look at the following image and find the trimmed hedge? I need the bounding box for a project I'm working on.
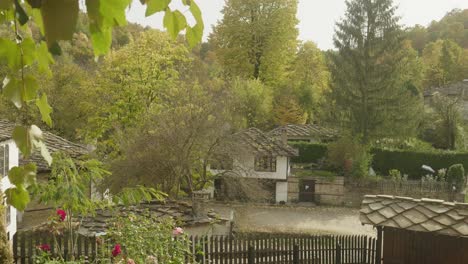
[290,142,328,163]
[290,142,468,179]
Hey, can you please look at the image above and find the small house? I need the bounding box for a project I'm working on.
[210,128,298,203]
[0,120,89,238]
[268,123,337,143]
[360,195,468,264]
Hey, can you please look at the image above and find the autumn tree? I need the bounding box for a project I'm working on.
[88,30,191,159]
[229,78,273,129]
[288,41,330,122]
[422,39,467,88]
[109,83,232,196]
[211,0,298,85]
[331,0,423,143]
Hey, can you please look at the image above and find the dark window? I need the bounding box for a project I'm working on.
[254,156,277,172]
[211,157,234,171]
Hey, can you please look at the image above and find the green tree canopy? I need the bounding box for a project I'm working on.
[211,0,298,85]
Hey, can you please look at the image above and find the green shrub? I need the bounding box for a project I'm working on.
[447,164,466,190]
[0,200,13,264]
[289,142,468,179]
[290,142,327,163]
[350,148,373,178]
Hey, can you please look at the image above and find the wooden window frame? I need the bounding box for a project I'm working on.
[254,156,277,172]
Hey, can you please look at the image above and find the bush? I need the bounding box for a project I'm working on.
[290,142,327,164]
[0,198,13,264]
[107,212,193,264]
[447,164,466,190]
[289,142,468,179]
[350,148,373,178]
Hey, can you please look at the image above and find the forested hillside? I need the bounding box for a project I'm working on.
[1,2,467,194]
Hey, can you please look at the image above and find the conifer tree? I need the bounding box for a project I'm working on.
[331,0,423,143]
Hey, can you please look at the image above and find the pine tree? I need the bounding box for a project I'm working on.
[331,0,423,143]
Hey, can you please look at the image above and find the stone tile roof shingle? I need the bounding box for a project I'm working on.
[78,200,225,236]
[232,128,298,157]
[360,195,468,237]
[268,124,337,140]
[0,120,88,172]
[423,80,468,99]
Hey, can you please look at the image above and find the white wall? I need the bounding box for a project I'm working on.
[210,154,290,180]
[275,181,288,203]
[0,140,18,240]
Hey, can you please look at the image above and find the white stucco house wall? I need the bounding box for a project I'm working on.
[210,128,298,203]
[0,120,89,236]
[0,139,18,240]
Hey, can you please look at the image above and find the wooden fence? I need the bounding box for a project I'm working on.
[13,233,380,264]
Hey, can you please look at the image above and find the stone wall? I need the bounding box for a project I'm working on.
[288,175,464,207]
[288,176,345,205]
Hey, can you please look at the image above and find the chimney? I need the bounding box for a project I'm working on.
[281,128,288,145]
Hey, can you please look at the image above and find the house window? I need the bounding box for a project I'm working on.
[0,144,8,178]
[254,156,277,172]
[210,157,234,171]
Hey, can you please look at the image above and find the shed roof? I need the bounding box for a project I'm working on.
[0,120,89,171]
[360,195,468,237]
[232,128,298,157]
[268,124,337,140]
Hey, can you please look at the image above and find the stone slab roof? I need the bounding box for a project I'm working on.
[360,195,468,237]
[423,80,468,99]
[268,124,337,140]
[0,120,88,172]
[78,200,226,236]
[232,128,298,157]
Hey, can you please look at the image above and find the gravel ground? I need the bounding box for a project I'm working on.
[205,202,376,237]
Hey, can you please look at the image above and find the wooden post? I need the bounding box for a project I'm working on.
[248,245,254,264]
[335,243,341,264]
[293,244,299,264]
[376,226,383,264]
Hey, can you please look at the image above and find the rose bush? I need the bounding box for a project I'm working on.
[106,212,194,264]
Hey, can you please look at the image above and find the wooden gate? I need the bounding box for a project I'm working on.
[299,180,315,202]
[383,227,468,264]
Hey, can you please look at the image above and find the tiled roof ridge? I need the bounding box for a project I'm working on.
[360,195,468,237]
[233,127,298,157]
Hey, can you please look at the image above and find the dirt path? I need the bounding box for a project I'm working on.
[206,202,376,237]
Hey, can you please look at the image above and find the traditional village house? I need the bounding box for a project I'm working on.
[210,128,298,203]
[424,79,468,120]
[0,120,89,238]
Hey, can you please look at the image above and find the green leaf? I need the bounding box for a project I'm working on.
[12,126,32,157]
[0,38,20,69]
[22,75,38,102]
[2,77,21,108]
[8,164,37,187]
[86,0,131,56]
[5,185,30,211]
[36,94,53,127]
[145,0,170,16]
[163,10,187,39]
[40,0,79,47]
[21,37,37,66]
[36,41,54,75]
[31,8,44,35]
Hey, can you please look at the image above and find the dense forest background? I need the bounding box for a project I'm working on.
[0,2,467,194]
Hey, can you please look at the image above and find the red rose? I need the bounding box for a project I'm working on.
[38,244,51,252]
[112,244,121,257]
[56,209,66,221]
